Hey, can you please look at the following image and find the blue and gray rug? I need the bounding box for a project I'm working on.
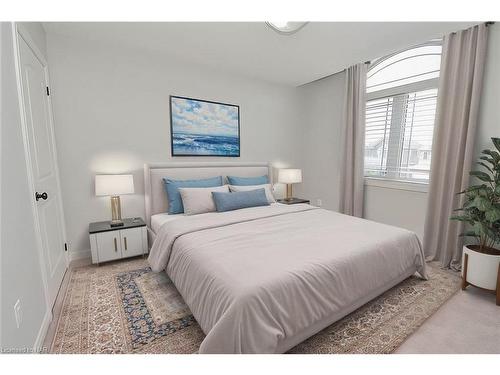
[51,258,460,354]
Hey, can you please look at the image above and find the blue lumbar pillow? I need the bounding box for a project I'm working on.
[226,175,269,186]
[212,188,270,212]
[163,176,223,214]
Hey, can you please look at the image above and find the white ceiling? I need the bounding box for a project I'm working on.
[43,22,476,86]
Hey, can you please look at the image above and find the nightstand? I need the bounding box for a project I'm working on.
[277,198,310,205]
[89,217,148,265]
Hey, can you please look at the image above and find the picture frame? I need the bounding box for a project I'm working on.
[169,95,240,157]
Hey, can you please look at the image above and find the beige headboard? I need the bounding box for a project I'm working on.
[144,162,272,226]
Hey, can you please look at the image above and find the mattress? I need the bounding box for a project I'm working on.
[148,204,426,353]
[151,203,284,233]
[150,213,182,234]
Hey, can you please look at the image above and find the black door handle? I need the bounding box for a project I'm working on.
[35,192,48,201]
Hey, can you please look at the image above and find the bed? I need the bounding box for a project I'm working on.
[145,162,427,354]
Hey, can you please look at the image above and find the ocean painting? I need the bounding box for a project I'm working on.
[170,96,240,156]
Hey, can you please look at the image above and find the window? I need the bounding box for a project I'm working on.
[364,41,441,183]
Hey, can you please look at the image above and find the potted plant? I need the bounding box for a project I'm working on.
[451,137,500,305]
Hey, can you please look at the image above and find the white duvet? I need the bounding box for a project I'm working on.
[148,204,426,353]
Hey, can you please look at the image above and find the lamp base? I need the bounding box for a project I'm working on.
[110,196,123,226]
[285,184,293,200]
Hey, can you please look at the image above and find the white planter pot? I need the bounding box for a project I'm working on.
[462,245,500,291]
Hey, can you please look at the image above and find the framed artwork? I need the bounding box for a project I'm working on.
[170,95,240,157]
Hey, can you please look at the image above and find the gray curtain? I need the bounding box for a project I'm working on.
[423,23,489,269]
[338,63,367,217]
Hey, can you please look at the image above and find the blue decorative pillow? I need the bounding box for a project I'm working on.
[212,188,270,212]
[226,175,269,186]
[163,176,223,214]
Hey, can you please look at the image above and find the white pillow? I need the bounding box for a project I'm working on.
[179,185,229,215]
[229,184,276,203]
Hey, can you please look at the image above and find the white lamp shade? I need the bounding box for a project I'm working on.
[95,174,134,196]
[278,169,302,184]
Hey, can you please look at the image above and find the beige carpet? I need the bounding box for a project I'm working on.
[50,258,460,354]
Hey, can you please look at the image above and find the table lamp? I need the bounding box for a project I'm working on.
[95,174,134,227]
[278,169,302,201]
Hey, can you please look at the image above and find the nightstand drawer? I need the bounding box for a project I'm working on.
[94,230,122,263]
[120,227,144,257]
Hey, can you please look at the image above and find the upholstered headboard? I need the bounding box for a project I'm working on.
[143,162,272,226]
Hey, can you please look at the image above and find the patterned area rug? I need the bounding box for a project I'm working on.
[51,258,460,354]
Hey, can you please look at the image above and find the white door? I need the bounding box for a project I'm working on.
[17,32,67,308]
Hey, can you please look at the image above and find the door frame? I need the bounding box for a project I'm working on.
[11,22,69,350]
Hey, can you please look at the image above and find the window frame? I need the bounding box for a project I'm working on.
[364,41,441,191]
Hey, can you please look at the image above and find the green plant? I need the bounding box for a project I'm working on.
[451,137,500,252]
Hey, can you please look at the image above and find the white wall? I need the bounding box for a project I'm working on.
[295,73,345,210]
[46,33,303,259]
[1,22,49,351]
[363,185,428,238]
[298,23,500,240]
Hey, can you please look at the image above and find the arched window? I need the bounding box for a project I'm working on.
[364,41,441,183]
[367,42,442,93]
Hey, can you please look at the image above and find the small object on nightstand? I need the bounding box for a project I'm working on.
[277,198,310,205]
[89,217,148,265]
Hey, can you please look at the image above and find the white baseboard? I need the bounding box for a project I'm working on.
[69,249,91,262]
[34,310,52,353]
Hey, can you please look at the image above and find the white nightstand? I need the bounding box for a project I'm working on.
[89,217,148,265]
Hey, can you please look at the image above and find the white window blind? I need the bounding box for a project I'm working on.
[364,41,441,183]
[365,88,437,181]
[365,97,392,176]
